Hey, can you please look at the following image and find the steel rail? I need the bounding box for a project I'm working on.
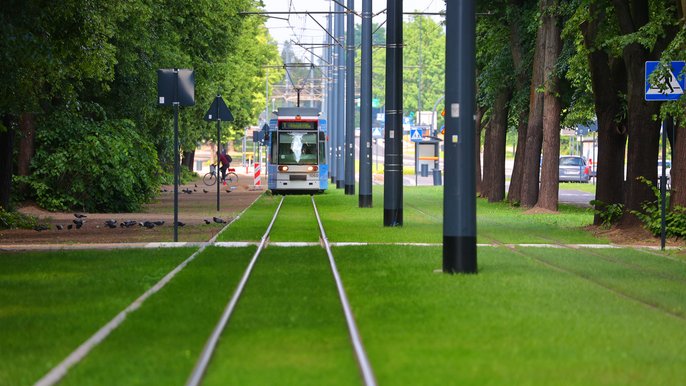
[186,195,286,386]
[311,195,377,386]
[32,211,246,386]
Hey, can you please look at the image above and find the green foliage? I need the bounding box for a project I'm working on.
[631,177,686,238]
[23,105,160,212]
[590,199,624,228]
[0,206,38,229]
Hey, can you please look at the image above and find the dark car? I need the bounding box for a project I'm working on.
[559,156,590,183]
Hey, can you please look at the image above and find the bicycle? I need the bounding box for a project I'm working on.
[203,164,238,188]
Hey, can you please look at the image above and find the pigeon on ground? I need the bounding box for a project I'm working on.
[203,189,208,193]
[142,221,156,229]
[67,224,73,230]
[121,220,138,228]
[194,184,198,188]
[203,219,211,224]
[176,221,186,227]
[56,224,64,230]
[226,189,232,193]
[34,225,49,231]
[104,219,117,228]
[73,219,85,229]
[153,220,165,226]
[74,213,87,218]
[213,217,227,224]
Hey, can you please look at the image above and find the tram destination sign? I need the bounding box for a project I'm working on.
[279,121,317,130]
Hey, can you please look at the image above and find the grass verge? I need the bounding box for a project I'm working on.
[0,248,194,385]
[60,247,253,385]
[335,245,686,385]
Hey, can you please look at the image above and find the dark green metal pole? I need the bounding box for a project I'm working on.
[661,117,672,250]
[443,0,477,273]
[383,0,403,226]
[216,95,221,213]
[173,70,179,242]
[344,0,355,195]
[359,0,373,208]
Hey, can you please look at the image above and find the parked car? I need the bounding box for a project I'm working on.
[657,160,671,189]
[559,156,590,183]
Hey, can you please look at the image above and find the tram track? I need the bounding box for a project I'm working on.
[187,195,376,386]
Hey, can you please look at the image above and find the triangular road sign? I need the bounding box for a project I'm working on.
[410,128,423,142]
[204,95,234,122]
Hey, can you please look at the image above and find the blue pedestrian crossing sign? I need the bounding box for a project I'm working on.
[410,128,424,142]
[372,127,383,138]
[645,61,685,101]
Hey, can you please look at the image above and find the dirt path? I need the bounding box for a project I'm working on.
[0,174,264,245]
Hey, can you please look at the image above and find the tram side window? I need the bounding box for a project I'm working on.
[278,132,318,165]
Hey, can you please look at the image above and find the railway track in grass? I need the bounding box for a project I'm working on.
[187,195,376,386]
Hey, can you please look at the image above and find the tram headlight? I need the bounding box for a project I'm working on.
[307,165,319,172]
[278,165,289,172]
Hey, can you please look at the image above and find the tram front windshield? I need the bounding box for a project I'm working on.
[277,132,318,165]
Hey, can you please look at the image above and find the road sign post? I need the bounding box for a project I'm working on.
[204,95,234,212]
[645,61,684,250]
[158,69,195,242]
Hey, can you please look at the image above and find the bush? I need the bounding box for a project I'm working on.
[23,105,161,212]
[0,206,38,229]
[631,177,686,239]
[590,200,624,228]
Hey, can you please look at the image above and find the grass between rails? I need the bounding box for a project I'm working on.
[203,247,359,386]
[0,248,194,386]
[60,247,253,386]
[334,245,686,385]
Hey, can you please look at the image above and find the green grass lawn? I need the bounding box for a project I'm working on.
[0,248,194,385]
[4,186,686,385]
[559,181,597,193]
[334,245,686,385]
[60,247,253,386]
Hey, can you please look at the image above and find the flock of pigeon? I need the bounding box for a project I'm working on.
[161,183,236,194]
[34,213,228,231]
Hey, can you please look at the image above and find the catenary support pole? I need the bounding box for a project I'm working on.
[326,12,336,184]
[344,0,356,195]
[336,1,345,189]
[359,0,373,207]
[384,0,403,226]
[443,0,477,273]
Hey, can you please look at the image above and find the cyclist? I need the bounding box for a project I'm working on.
[219,149,232,183]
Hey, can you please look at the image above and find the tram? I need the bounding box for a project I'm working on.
[267,107,328,194]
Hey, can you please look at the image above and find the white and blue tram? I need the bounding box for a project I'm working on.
[267,107,328,194]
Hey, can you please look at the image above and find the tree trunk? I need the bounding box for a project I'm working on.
[484,89,511,202]
[181,150,195,172]
[475,105,485,195]
[0,115,14,210]
[508,116,528,204]
[580,4,628,225]
[18,112,36,176]
[670,122,685,208]
[506,0,530,205]
[612,0,677,227]
[481,120,493,199]
[536,5,561,211]
[520,2,547,208]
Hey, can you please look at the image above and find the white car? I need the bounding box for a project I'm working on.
[658,160,671,188]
